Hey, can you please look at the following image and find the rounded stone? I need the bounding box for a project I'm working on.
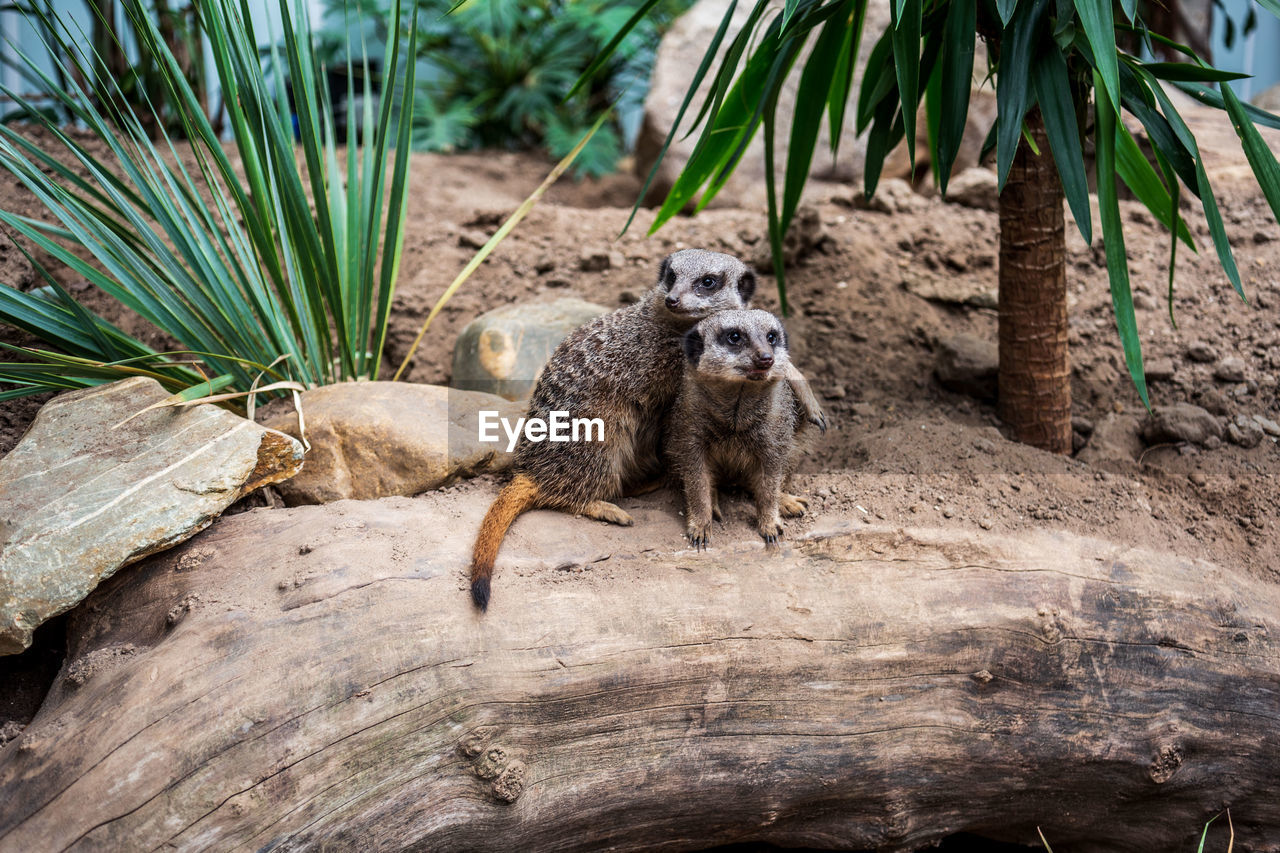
[451,298,610,401]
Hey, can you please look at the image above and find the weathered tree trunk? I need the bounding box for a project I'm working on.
[1,495,1278,852]
[998,108,1072,454]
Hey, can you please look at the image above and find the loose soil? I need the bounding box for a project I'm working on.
[2,103,1278,742]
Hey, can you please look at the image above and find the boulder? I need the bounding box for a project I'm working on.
[0,377,303,655]
[1227,415,1265,449]
[1140,402,1224,446]
[934,334,998,399]
[261,382,524,505]
[451,298,609,401]
[944,167,999,212]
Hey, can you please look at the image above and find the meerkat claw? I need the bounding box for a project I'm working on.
[687,525,712,551]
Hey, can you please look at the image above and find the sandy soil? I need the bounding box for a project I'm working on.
[2,105,1279,735]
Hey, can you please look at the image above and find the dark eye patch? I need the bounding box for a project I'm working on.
[699,274,720,289]
[723,328,743,346]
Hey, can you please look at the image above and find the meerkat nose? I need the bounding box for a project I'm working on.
[754,352,774,368]
[665,295,680,310]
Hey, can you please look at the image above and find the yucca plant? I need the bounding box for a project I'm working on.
[0,0,418,403]
[584,0,1280,453]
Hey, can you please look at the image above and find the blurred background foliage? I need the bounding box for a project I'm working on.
[307,0,693,178]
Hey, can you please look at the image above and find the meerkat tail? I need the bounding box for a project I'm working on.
[470,473,540,611]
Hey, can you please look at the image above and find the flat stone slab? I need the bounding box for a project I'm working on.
[0,377,303,654]
[262,382,525,505]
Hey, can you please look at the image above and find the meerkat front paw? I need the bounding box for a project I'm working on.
[779,492,808,517]
[756,515,784,547]
[686,520,713,551]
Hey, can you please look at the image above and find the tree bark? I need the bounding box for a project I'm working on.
[998,108,1072,454]
[1,497,1278,852]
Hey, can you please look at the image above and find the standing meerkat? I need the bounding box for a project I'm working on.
[667,309,811,550]
[469,250,825,610]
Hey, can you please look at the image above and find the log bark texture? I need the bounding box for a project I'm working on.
[0,494,1277,852]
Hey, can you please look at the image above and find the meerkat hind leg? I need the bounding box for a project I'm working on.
[580,500,634,526]
[779,492,808,517]
[751,471,786,547]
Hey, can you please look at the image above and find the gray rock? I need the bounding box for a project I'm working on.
[945,167,999,212]
[934,334,998,399]
[1213,357,1247,383]
[858,178,925,215]
[1133,292,1159,312]
[262,382,525,506]
[905,274,999,308]
[451,298,610,401]
[0,377,303,654]
[1145,358,1176,382]
[1071,416,1095,437]
[1076,413,1144,469]
[1254,415,1280,437]
[1185,341,1217,363]
[1140,403,1224,446]
[1227,415,1265,449]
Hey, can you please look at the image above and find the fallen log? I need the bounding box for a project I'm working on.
[0,491,1277,852]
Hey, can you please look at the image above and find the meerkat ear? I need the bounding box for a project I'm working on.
[736,268,757,303]
[683,328,705,364]
[658,255,674,290]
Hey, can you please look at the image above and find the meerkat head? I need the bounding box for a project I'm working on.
[683,309,790,384]
[654,249,756,324]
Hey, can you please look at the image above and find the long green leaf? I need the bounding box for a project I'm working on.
[1142,69,1243,300]
[1031,44,1091,244]
[936,0,976,193]
[1174,81,1280,130]
[1113,120,1195,250]
[1141,62,1250,82]
[826,0,865,157]
[783,5,850,230]
[1221,81,1280,232]
[856,29,896,132]
[1118,61,1200,199]
[891,0,922,172]
[996,0,1047,191]
[1095,70,1150,409]
[1074,0,1120,113]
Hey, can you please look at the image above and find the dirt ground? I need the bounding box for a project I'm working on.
[2,102,1279,728]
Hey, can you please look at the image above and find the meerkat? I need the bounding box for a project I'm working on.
[469,250,825,610]
[667,309,811,550]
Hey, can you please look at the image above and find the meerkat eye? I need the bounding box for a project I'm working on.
[766,331,778,345]
[700,275,719,289]
[725,329,742,345]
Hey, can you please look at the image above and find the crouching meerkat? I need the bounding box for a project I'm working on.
[469,250,826,610]
[667,308,812,550]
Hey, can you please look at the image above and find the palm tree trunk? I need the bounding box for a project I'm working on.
[998,108,1071,454]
